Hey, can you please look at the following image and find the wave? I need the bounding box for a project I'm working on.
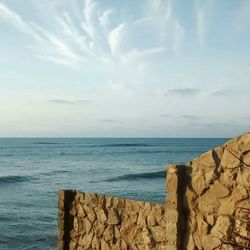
[105,170,165,182]
[32,142,63,145]
[0,175,33,184]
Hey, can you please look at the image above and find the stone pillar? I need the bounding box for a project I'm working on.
[166,164,186,250]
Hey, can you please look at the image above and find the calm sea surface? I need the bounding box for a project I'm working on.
[0,138,228,249]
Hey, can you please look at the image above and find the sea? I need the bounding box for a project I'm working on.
[0,138,228,249]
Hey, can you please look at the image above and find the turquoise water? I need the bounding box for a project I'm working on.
[0,138,228,249]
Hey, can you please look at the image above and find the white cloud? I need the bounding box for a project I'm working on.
[196,5,205,48]
[108,23,126,56]
[31,23,82,66]
[99,9,113,29]
[120,47,167,63]
[0,2,41,41]
[173,20,185,51]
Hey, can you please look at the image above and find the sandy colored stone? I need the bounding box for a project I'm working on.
[147,213,157,226]
[69,240,77,250]
[151,226,165,242]
[137,228,151,245]
[129,212,138,224]
[209,182,230,198]
[120,222,138,242]
[137,211,147,227]
[198,190,220,214]
[91,235,100,250]
[220,147,241,169]
[211,216,231,240]
[191,169,207,195]
[231,184,248,201]
[236,169,250,189]
[218,197,236,215]
[114,225,121,239]
[95,223,105,237]
[101,239,110,250]
[73,217,79,231]
[197,214,208,235]
[86,208,96,223]
[96,208,107,223]
[78,232,93,248]
[82,218,92,233]
[206,214,215,226]
[202,235,221,250]
[69,205,77,216]
[107,208,120,225]
[103,226,113,242]
[76,204,86,218]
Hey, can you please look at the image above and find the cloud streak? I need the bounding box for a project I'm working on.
[49,99,90,104]
[167,88,201,96]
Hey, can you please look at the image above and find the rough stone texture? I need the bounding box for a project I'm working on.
[180,132,250,249]
[58,132,250,250]
[58,191,166,250]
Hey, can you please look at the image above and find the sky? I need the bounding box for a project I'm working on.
[0,0,250,137]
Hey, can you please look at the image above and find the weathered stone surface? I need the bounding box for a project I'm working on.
[202,235,221,250]
[107,208,119,225]
[211,216,231,240]
[220,147,241,169]
[231,184,248,201]
[58,132,250,250]
[218,197,236,215]
[96,208,107,223]
[210,182,230,198]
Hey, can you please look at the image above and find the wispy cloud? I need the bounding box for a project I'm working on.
[211,89,231,96]
[167,88,201,96]
[108,23,126,56]
[49,99,90,104]
[100,118,120,123]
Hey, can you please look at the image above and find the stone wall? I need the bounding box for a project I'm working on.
[58,132,250,250]
[166,132,250,250]
[58,191,166,250]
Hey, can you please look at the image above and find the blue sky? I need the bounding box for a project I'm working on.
[0,0,249,137]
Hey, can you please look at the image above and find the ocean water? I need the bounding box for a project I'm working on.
[0,138,228,249]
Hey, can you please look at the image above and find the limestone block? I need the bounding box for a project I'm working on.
[206,214,215,226]
[73,217,79,231]
[198,190,220,214]
[236,169,250,189]
[209,182,230,198]
[150,226,165,242]
[101,239,110,250]
[120,222,138,242]
[137,211,147,227]
[218,197,236,215]
[114,225,121,239]
[129,212,138,224]
[202,235,221,250]
[220,148,241,169]
[185,188,197,209]
[231,184,248,202]
[96,208,107,223]
[137,228,151,245]
[95,223,105,237]
[76,204,86,218]
[78,232,93,248]
[82,218,92,233]
[103,226,114,242]
[197,214,209,235]
[107,208,120,225]
[210,216,231,240]
[91,235,100,250]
